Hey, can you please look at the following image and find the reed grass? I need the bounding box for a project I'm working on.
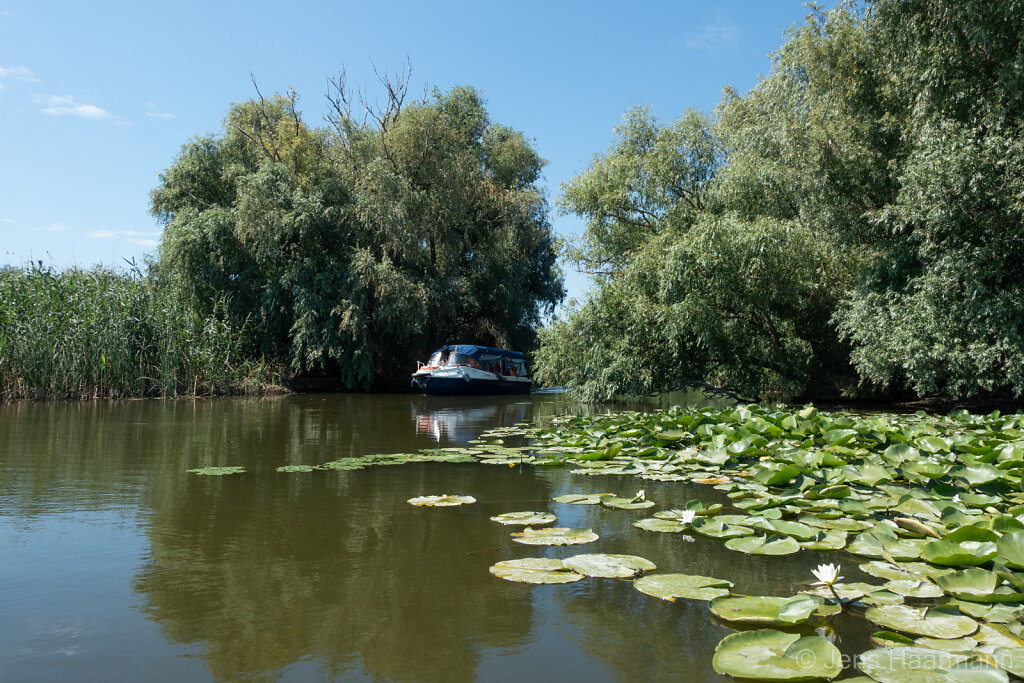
[0,264,277,400]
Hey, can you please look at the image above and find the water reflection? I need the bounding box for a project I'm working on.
[8,390,842,682]
[411,398,530,443]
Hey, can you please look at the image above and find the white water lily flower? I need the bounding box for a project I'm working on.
[811,563,843,586]
[632,489,646,502]
[952,494,961,503]
[678,510,697,525]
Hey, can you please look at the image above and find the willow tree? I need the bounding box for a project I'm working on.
[539,0,1024,401]
[152,75,562,388]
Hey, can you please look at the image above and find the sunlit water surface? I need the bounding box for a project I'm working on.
[0,392,875,681]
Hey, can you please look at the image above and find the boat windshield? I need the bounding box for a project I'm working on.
[427,351,443,366]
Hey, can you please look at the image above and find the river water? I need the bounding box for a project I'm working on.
[0,392,874,682]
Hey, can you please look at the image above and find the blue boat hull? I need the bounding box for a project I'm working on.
[412,375,532,396]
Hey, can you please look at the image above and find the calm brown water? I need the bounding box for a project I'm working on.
[0,393,874,682]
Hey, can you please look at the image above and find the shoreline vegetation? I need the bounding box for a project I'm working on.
[4,2,1023,407]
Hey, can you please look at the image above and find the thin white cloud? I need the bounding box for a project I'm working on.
[145,102,175,119]
[685,21,740,51]
[0,65,40,82]
[3,218,16,223]
[89,229,159,247]
[34,222,72,232]
[36,94,112,119]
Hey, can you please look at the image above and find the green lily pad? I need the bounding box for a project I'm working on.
[996,531,1024,570]
[187,466,246,475]
[883,579,945,599]
[552,493,613,504]
[871,631,915,647]
[861,561,955,582]
[848,529,928,560]
[691,516,756,539]
[407,494,477,507]
[921,539,998,566]
[562,553,656,578]
[489,511,557,526]
[914,636,979,653]
[276,464,318,472]
[993,648,1024,677]
[725,534,801,556]
[599,494,655,510]
[800,529,849,551]
[634,573,733,601]
[712,629,842,681]
[633,517,695,533]
[489,558,585,584]
[858,647,1007,683]
[949,600,1024,623]
[936,568,1024,603]
[865,605,980,639]
[709,595,819,626]
[510,527,599,546]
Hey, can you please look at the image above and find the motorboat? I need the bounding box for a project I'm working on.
[411,345,533,395]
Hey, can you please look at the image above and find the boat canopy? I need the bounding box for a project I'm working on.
[431,344,526,360]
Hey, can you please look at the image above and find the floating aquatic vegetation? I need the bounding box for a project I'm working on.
[712,629,842,680]
[562,553,656,578]
[709,595,822,626]
[633,573,733,601]
[510,527,599,546]
[489,511,557,526]
[552,493,613,505]
[864,605,979,639]
[857,646,1007,682]
[188,466,245,475]
[407,494,477,507]
[276,465,318,473]
[488,558,585,584]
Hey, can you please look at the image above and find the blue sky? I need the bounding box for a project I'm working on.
[1,1,816,305]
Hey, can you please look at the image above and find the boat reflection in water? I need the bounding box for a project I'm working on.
[411,395,530,444]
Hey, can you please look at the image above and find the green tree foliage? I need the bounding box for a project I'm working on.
[153,79,562,388]
[539,0,1024,401]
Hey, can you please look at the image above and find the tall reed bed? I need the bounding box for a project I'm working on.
[0,264,275,400]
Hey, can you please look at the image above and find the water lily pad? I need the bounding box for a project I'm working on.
[725,534,801,556]
[800,529,849,551]
[861,561,955,582]
[921,539,998,567]
[489,558,585,584]
[865,605,980,639]
[712,629,842,681]
[848,529,928,560]
[552,493,613,505]
[993,648,1024,677]
[407,494,477,507]
[599,494,655,510]
[709,595,819,626]
[858,647,1006,683]
[510,527,599,546]
[562,553,656,578]
[883,579,945,599]
[634,573,733,601]
[276,464,318,472]
[935,568,1024,603]
[996,531,1024,570]
[489,511,557,526]
[914,636,979,653]
[633,517,695,533]
[188,466,246,475]
[691,516,756,539]
[872,631,915,647]
[949,600,1024,623]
